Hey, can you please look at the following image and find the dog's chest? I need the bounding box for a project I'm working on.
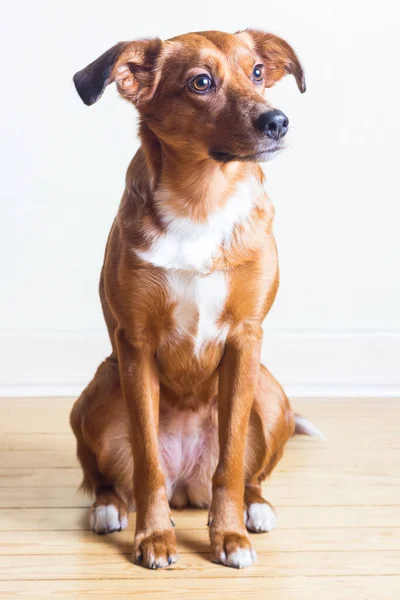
[137,181,257,357]
[136,180,256,273]
[165,270,229,352]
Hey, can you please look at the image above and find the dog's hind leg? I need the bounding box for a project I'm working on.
[244,364,295,533]
[70,355,133,534]
[89,487,129,534]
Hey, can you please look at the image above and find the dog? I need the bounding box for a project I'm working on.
[70,29,318,570]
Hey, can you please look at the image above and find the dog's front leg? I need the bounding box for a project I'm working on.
[116,329,177,569]
[210,326,262,568]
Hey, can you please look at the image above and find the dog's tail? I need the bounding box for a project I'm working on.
[294,413,324,439]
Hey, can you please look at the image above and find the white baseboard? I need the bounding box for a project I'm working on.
[1,329,399,398]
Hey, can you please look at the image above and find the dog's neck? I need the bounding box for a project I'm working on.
[121,124,272,271]
[138,123,262,224]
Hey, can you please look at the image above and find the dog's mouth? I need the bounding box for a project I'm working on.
[210,144,284,163]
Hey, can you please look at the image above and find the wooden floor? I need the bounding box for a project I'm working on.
[0,398,399,599]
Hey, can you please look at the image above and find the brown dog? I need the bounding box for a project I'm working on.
[70,29,317,570]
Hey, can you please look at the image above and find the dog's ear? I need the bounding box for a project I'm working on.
[240,29,306,93]
[73,38,162,106]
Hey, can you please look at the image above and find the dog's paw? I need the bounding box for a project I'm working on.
[211,531,256,569]
[245,502,276,533]
[89,504,128,534]
[133,529,178,569]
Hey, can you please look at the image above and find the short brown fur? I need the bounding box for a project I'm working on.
[71,29,306,569]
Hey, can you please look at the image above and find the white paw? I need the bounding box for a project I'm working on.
[245,503,276,533]
[89,504,128,534]
[219,547,257,569]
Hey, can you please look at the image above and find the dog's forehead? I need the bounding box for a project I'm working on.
[166,30,256,68]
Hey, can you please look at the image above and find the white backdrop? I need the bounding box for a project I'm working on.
[1,0,399,396]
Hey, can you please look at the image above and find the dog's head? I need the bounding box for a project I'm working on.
[74,30,305,163]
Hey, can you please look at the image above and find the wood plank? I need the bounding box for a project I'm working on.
[0,551,399,580]
[5,416,400,435]
[1,397,400,600]
[2,482,399,508]
[2,396,400,406]
[1,505,399,532]
[1,576,399,600]
[1,397,400,435]
[0,468,81,487]
[1,527,399,556]
[1,467,399,488]
[2,431,397,451]
[0,434,75,452]
[1,396,399,407]
[3,447,400,469]
[0,450,79,468]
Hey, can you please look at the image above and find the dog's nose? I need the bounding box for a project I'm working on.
[255,110,289,140]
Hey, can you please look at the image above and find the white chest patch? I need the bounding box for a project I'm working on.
[166,270,229,353]
[136,179,256,273]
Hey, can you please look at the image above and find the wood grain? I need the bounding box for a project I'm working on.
[0,397,399,600]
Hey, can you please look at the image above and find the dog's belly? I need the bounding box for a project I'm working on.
[158,402,218,507]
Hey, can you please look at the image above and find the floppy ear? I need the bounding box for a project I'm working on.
[73,38,162,106]
[241,29,306,93]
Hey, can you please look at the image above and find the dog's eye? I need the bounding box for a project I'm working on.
[252,65,264,83]
[190,74,213,93]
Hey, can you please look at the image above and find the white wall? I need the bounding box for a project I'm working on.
[1,0,399,395]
